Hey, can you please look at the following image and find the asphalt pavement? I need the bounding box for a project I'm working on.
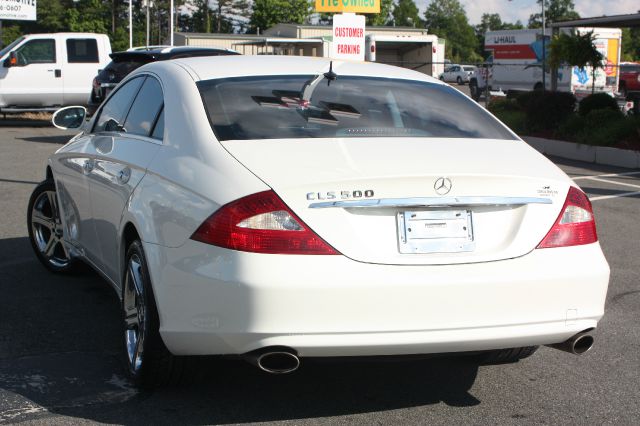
[1,123,639,425]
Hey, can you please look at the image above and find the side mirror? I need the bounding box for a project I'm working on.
[3,52,18,68]
[52,106,87,130]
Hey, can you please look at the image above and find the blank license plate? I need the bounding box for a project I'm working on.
[397,210,475,254]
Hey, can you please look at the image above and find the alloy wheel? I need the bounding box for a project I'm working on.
[123,254,146,375]
[30,190,71,268]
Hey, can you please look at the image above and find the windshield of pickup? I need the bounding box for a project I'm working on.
[197,75,517,141]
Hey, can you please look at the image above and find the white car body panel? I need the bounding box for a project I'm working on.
[220,137,569,265]
[145,240,608,356]
[45,56,610,360]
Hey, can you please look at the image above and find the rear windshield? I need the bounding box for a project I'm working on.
[198,75,516,141]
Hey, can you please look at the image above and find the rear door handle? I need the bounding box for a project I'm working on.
[83,159,94,174]
[55,69,61,78]
[116,167,131,185]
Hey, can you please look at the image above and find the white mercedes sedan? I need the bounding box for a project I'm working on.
[30,56,609,388]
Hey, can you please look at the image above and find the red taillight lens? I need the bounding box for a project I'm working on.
[537,186,597,248]
[191,190,339,255]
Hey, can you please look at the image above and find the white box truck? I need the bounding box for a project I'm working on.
[365,34,446,78]
[0,33,112,113]
[484,28,622,98]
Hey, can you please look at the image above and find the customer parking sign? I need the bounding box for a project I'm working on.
[332,13,366,61]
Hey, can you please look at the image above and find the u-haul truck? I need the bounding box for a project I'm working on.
[365,34,446,78]
[485,28,622,98]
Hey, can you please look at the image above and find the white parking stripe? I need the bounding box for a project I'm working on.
[583,177,640,190]
[572,171,640,181]
[590,191,640,201]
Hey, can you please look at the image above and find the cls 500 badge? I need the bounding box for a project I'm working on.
[307,190,375,201]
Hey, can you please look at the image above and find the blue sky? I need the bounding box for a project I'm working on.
[415,0,639,26]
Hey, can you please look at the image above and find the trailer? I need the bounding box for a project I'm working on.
[365,34,446,77]
[484,28,622,98]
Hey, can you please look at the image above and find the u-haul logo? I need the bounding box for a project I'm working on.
[492,36,517,44]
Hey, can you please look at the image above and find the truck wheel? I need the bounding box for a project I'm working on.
[457,76,463,85]
[469,79,480,101]
[534,82,543,91]
[619,83,627,99]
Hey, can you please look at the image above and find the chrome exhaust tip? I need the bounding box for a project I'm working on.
[547,330,595,355]
[244,348,300,374]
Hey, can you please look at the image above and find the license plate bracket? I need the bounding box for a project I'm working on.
[397,210,475,254]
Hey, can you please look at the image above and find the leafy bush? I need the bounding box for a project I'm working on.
[516,91,576,131]
[487,98,519,114]
[556,114,587,141]
[579,110,637,146]
[578,93,620,116]
[488,98,526,133]
[556,109,636,146]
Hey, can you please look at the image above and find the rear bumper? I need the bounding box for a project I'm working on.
[143,240,609,357]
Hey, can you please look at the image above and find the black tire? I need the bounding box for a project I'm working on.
[27,179,75,273]
[533,82,543,91]
[122,240,186,389]
[469,79,480,101]
[619,83,627,100]
[457,76,463,85]
[480,346,539,364]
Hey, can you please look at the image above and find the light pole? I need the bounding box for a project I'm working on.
[142,0,154,47]
[170,0,174,46]
[129,0,133,49]
[541,0,546,91]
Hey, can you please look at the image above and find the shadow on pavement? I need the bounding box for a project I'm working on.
[17,135,74,144]
[0,235,482,424]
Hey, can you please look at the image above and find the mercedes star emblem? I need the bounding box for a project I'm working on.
[434,177,452,195]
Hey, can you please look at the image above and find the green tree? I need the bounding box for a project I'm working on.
[21,0,71,33]
[66,0,110,34]
[621,27,640,62]
[424,0,481,63]
[366,0,394,26]
[528,0,580,28]
[210,0,251,33]
[249,0,313,34]
[549,30,603,92]
[392,0,422,28]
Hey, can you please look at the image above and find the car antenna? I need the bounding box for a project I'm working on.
[323,61,337,86]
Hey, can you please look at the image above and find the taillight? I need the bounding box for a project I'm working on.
[537,186,597,248]
[191,190,339,255]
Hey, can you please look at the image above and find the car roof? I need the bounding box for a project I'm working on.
[152,55,441,84]
[110,46,239,62]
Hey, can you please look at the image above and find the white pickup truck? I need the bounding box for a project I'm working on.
[0,33,111,113]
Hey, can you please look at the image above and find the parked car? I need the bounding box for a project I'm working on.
[439,64,475,85]
[88,46,239,113]
[35,56,609,388]
[618,62,640,98]
[0,33,111,113]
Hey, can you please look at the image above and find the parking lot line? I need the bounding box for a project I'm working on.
[572,171,640,181]
[590,190,640,201]
[582,176,640,190]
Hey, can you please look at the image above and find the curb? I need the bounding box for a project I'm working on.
[523,136,640,169]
